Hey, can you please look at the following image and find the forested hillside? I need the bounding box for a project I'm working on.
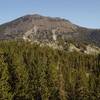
[0,40,100,100]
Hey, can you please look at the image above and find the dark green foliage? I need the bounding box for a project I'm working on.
[0,40,100,100]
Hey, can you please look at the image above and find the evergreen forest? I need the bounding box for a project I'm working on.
[0,40,100,100]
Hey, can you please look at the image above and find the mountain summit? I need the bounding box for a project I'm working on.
[0,14,100,48]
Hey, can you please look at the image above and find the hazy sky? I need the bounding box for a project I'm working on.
[0,0,100,28]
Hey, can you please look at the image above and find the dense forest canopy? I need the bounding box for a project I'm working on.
[0,40,100,100]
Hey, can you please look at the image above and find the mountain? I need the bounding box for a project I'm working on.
[0,14,100,54]
[0,15,100,100]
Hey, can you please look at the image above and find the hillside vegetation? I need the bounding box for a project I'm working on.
[0,40,100,100]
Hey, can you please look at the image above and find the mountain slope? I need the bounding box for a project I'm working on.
[0,14,100,48]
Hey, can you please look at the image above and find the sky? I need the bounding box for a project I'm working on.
[0,0,100,28]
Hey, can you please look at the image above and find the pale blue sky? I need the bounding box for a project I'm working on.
[0,0,100,28]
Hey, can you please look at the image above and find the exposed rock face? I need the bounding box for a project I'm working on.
[0,14,100,54]
[84,45,100,54]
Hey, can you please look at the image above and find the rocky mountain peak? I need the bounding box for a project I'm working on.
[0,14,100,53]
